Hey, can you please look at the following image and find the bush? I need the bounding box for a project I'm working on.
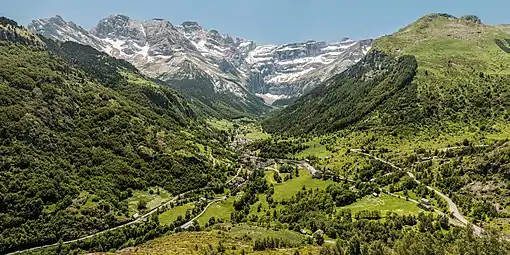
[138,200,147,211]
[461,15,481,24]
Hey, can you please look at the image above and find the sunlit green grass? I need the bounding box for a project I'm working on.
[342,194,423,216]
[249,194,270,217]
[226,224,305,243]
[239,124,271,141]
[159,203,195,225]
[121,71,158,88]
[207,119,233,131]
[267,168,334,201]
[197,196,236,225]
[126,187,172,216]
[293,137,333,159]
[104,225,319,254]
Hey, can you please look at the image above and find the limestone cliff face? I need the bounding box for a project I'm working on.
[29,15,372,106]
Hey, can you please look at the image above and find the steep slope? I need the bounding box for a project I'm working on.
[264,14,510,135]
[263,51,418,134]
[496,24,510,34]
[28,15,372,109]
[245,38,373,98]
[0,18,234,254]
[30,15,269,118]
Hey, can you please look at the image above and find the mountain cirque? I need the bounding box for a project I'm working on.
[29,15,372,106]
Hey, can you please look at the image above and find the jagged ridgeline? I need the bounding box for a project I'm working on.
[264,14,510,135]
[0,18,232,253]
[0,17,43,46]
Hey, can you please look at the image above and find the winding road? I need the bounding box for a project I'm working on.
[351,149,483,236]
[226,167,243,185]
[179,166,244,230]
[10,134,487,254]
[180,196,227,230]
[6,188,198,255]
[8,163,245,255]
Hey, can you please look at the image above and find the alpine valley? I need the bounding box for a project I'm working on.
[28,15,372,117]
[1,9,510,255]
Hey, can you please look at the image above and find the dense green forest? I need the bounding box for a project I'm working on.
[263,51,420,135]
[0,19,235,253]
[402,141,510,227]
[2,13,510,255]
[167,73,271,120]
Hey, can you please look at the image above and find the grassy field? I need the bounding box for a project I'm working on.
[266,168,334,201]
[343,194,423,216]
[207,119,234,131]
[489,218,510,236]
[394,190,420,201]
[159,203,195,225]
[293,137,333,159]
[249,194,271,217]
[196,196,236,226]
[121,71,158,88]
[126,187,172,217]
[239,124,271,141]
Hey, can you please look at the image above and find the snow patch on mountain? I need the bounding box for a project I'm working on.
[256,93,289,105]
[28,15,373,105]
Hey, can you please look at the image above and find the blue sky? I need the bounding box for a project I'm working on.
[2,0,510,44]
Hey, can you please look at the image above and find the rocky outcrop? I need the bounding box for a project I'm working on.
[28,15,373,105]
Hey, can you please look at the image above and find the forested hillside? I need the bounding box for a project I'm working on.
[263,14,510,135]
[3,12,510,255]
[0,18,234,253]
[166,73,271,120]
[263,51,419,135]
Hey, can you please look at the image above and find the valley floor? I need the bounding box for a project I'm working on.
[16,121,510,255]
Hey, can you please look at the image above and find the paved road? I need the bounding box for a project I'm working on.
[6,188,197,255]
[251,149,483,236]
[352,149,484,236]
[8,166,243,255]
[386,192,465,228]
[299,162,320,176]
[226,167,243,185]
[180,197,227,230]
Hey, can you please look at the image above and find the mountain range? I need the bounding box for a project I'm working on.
[263,13,510,135]
[0,16,239,253]
[28,15,372,116]
[2,11,510,255]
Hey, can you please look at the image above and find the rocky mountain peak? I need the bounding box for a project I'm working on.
[28,15,106,50]
[48,15,66,24]
[27,14,373,106]
[91,14,143,41]
[181,21,202,32]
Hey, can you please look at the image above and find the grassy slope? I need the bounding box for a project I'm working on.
[159,203,195,226]
[97,227,318,255]
[343,194,423,216]
[293,137,333,159]
[264,14,509,140]
[373,14,509,126]
[267,168,334,201]
[375,14,510,75]
[0,22,235,253]
[126,187,172,217]
[197,197,236,225]
[239,123,272,141]
[207,119,234,132]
